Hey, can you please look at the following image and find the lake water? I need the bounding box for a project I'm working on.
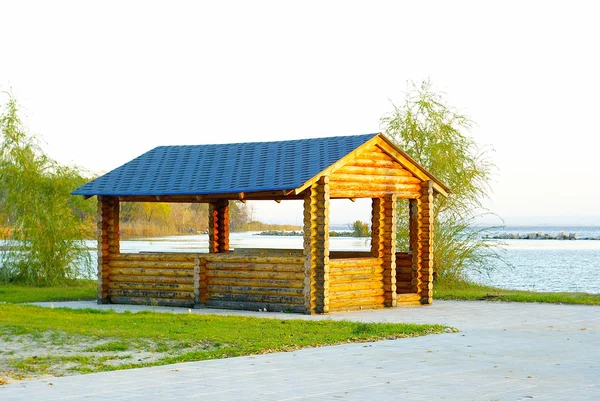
[104,225,600,295]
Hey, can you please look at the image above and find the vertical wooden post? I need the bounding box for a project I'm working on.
[371,196,397,307]
[412,181,434,304]
[302,176,330,314]
[193,256,201,307]
[208,200,229,253]
[97,196,119,304]
[409,198,420,294]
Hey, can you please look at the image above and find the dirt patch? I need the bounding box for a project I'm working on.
[0,328,212,384]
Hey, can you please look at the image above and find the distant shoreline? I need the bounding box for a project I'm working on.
[485,231,600,240]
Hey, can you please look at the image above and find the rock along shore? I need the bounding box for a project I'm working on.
[485,231,600,240]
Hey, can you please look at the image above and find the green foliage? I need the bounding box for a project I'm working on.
[0,93,95,285]
[434,279,600,305]
[0,280,96,303]
[381,80,500,281]
[349,220,370,237]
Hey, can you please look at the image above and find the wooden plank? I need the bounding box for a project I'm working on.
[204,254,304,264]
[330,173,421,185]
[204,270,304,280]
[206,262,304,272]
[328,296,385,309]
[329,281,384,292]
[209,285,304,297]
[335,165,412,177]
[207,277,305,289]
[208,293,304,305]
[109,289,194,300]
[110,274,194,284]
[111,296,194,307]
[329,274,383,283]
[329,189,420,199]
[349,159,396,168]
[110,268,194,277]
[204,300,306,313]
[328,257,382,267]
[108,282,195,292]
[329,182,421,193]
[329,291,384,302]
[108,260,195,269]
[111,253,198,262]
[396,293,421,302]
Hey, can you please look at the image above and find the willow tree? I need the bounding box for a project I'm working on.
[381,80,499,281]
[0,93,95,285]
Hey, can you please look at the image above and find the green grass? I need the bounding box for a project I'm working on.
[0,280,96,303]
[435,279,600,305]
[0,304,447,379]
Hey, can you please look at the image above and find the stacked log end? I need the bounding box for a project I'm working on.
[97,196,119,304]
[209,200,229,253]
[303,176,330,314]
[417,181,434,304]
[371,196,397,307]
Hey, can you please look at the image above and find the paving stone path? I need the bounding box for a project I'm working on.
[1,300,598,400]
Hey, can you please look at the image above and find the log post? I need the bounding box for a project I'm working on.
[411,181,434,304]
[208,200,229,253]
[97,196,119,304]
[371,195,397,307]
[303,176,330,314]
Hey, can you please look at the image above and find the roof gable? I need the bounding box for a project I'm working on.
[72,134,379,197]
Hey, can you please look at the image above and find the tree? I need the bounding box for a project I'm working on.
[0,93,95,285]
[350,220,370,237]
[381,80,500,281]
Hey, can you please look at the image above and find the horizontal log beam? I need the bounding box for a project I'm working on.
[209,285,304,297]
[207,293,304,305]
[110,268,194,277]
[204,254,304,264]
[206,262,304,272]
[111,253,198,262]
[108,282,194,292]
[207,277,305,289]
[109,289,194,300]
[108,260,195,269]
[335,165,412,177]
[111,296,194,307]
[204,300,306,313]
[205,270,304,280]
[330,173,421,185]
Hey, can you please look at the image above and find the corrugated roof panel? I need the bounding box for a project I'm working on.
[72,133,378,197]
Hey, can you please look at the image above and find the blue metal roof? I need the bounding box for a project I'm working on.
[72,133,378,197]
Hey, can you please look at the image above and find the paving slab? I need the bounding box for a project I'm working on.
[1,300,598,400]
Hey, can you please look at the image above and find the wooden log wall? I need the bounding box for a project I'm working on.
[303,176,330,314]
[97,196,119,304]
[328,257,384,312]
[208,200,229,253]
[107,253,198,307]
[201,253,306,313]
[410,181,435,305]
[328,148,422,198]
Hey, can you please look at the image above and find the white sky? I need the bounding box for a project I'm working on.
[1,0,599,226]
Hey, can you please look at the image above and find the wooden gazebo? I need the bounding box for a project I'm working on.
[73,133,448,314]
